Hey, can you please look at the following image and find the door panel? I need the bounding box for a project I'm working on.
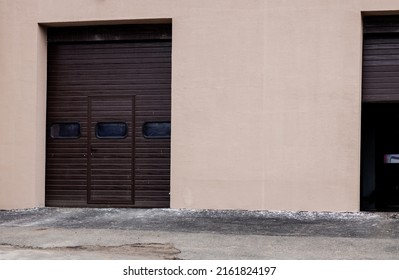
[88,96,135,204]
[46,96,89,206]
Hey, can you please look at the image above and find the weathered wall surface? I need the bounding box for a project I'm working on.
[1,0,398,211]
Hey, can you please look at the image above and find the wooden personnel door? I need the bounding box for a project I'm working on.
[45,24,171,208]
[88,96,135,204]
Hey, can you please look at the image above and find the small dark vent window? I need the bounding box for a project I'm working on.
[143,122,171,139]
[50,123,80,139]
[96,122,128,139]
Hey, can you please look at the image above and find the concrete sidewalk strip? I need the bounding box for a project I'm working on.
[0,208,398,259]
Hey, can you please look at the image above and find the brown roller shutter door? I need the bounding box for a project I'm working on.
[45,25,172,207]
[363,16,399,102]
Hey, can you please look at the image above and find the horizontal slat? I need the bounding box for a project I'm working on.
[363,82,399,89]
[91,180,132,186]
[48,79,170,87]
[89,197,133,202]
[90,189,132,194]
[363,72,399,78]
[363,88,399,94]
[48,85,170,91]
[49,58,171,67]
[46,190,87,195]
[48,73,170,81]
[90,163,132,168]
[363,54,399,61]
[135,143,170,148]
[46,153,87,158]
[135,179,169,184]
[363,60,399,66]
[47,107,87,112]
[135,175,170,180]
[363,48,399,55]
[46,164,87,168]
[44,184,87,188]
[135,158,170,164]
[364,39,399,45]
[86,175,131,180]
[363,94,399,102]
[48,65,171,71]
[49,51,171,60]
[135,169,170,175]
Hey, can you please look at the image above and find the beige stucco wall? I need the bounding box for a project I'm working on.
[1,0,398,211]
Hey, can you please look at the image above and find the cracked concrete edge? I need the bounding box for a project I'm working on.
[0,242,179,251]
[0,241,182,260]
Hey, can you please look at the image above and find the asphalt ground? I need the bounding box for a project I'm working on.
[0,208,398,259]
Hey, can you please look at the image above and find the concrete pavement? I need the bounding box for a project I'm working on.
[0,208,398,259]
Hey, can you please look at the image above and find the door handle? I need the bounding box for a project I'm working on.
[90,147,98,157]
